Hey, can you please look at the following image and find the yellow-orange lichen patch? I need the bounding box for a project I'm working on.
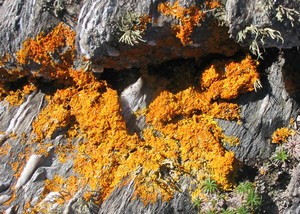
[205,0,222,9]
[0,141,11,157]
[40,174,81,208]
[200,55,260,100]
[272,127,294,144]
[158,1,223,45]
[4,83,36,106]
[147,55,259,124]
[8,19,262,210]
[158,1,204,45]
[16,22,76,83]
[145,55,260,197]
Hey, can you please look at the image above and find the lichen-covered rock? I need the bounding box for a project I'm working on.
[0,0,300,213]
[219,51,299,165]
[0,0,81,55]
[226,0,300,50]
[76,0,239,69]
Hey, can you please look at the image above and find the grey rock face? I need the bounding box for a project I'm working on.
[226,0,300,49]
[219,52,299,164]
[0,0,81,55]
[0,0,299,213]
[76,0,239,69]
[120,77,148,133]
[99,179,196,214]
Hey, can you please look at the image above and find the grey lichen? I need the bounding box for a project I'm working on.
[276,5,300,27]
[40,0,66,17]
[116,11,147,46]
[237,25,284,58]
[212,6,226,26]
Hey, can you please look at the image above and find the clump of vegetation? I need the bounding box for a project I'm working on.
[272,146,289,164]
[193,181,262,213]
[237,2,300,59]
[202,177,219,194]
[237,25,284,59]
[270,126,300,165]
[284,133,300,160]
[117,11,150,46]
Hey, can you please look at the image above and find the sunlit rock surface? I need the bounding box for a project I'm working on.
[0,0,300,213]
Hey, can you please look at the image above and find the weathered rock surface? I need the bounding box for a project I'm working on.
[0,0,300,213]
[99,179,196,214]
[219,51,299,164]
[0,0,81,54]
[226,0,300,49]
[76,0,239,70]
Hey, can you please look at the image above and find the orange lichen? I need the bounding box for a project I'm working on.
[42,175,80,206]
[147,55,259,124]
[145,55,260,194]
[158,1,223,45]
[158,1,204,45]
[4,83,36,106]
[43,175,64,194]
[3,19,262,211]
[16,22,75,83]
[206,0,222,9]
[0,142,11,157]
[272,127,294,144]
[135,14,152,32]
[200,55,260,99]
[31,54,259,205]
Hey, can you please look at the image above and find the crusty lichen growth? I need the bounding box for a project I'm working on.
[272,127,294,144]
[33,55,260,205]
[4,84,36,106]
[158,0,222,45]
[16,22,76,83]
[146,55,260,198]
[158,1,204,45]
[2,20,262,211]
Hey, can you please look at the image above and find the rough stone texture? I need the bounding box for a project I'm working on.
[0,0,81,55]
[99,179,196,214]
[219,51,299,165]
[76,0,239,70]
[226,0,300,48]
[287,163,300,198]
[0,0,300,213]
[284,163,300,214]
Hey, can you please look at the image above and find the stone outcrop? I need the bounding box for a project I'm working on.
[0,0,300,213]
[226,0,300,49]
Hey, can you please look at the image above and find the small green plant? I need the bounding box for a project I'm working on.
[236,181,254,194]
[273,147,289,163]
[236,206,250,214]
[202,177,219,194]
[246,190,262,211]
[220,208,235,214]
[206,210,216,214]
[193,197,202,208]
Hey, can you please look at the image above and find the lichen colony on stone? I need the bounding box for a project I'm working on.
[0,15,261,212]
